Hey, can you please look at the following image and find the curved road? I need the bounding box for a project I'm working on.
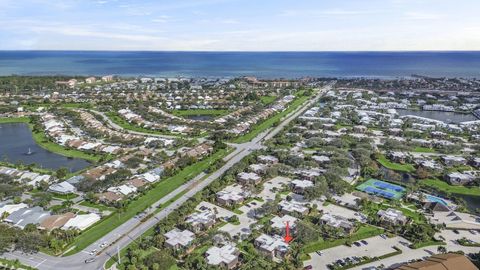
[1,83,333,270]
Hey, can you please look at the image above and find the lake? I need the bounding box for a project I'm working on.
[397,109,478,124]
[0,123,90,172]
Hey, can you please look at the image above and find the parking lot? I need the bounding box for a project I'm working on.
[304,235,410,270]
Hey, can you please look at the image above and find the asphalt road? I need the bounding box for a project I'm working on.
[1,83,333,270]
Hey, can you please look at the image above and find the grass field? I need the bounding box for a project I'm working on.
[233,92,310,143]
[105,112,179,137]
[413,147,437,153]
[79,201,116,212]
[302,225,384,254]
[421,178,480,196]
[0,117,101,163]
[260,95,277,105]
[377,155,416,173]
[63,148,229,256]
[170,109,230,117]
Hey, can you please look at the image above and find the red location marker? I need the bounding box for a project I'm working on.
[284,221,293,243]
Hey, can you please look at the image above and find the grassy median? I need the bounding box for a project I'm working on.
[233,92,310,143]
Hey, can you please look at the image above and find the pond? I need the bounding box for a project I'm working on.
[378,166,480,212]
[0,123,90,172]
[397,109,478,124]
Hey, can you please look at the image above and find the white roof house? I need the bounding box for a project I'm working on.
[107,184,137,196]
[255,234,289,258]
[63,213,101,231]
[164,228,195,249]
[279,200,308,215]
[320,213,354,232]
[291,179,314,190]
[377,208,408,225]
[49,181,76,194]
[205,244,239,268]
[140,172,160,183]
[270,215,298,230]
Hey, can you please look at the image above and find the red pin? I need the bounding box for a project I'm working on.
[284,221,293,243]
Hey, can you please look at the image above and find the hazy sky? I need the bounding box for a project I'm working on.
[1,0,479,51]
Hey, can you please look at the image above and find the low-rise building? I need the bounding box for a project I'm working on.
[278,200,308,216]
[257,155,279,164]
[216,185,248,207]
[185,210,216,233]
[445,172,475,185]
[164,228,195,250]
[441,155,467,167]
[254,234,289,260]
[237,172,261,185]
[270,215,298,231]
[63,213,101,231]
[320,213,355,234]
[49,181,76,194]
[290,179,314,194]
[395,253,477,270]
[377,208,408,226]
[205,244,240,269]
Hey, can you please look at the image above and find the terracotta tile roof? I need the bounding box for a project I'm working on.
[396,253,478,270]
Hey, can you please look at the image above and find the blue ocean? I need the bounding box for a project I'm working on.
[0,51,479,78]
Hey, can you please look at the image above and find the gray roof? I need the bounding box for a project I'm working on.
[5,206,50,229]
[66,175,85,185]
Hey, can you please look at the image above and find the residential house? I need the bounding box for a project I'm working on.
[205,244,240,269]
[164,228,195,250]
[377,208,408,226]
[320,213,355,235]
[395,253,477,270]
[254,234,289,260]
[257,155,279,164]
[278,200,308,216]
[445,172,475,186]
[237,172,261,185]
[185,210,216,233]
[441,156,467,167]
[290,179,314,194]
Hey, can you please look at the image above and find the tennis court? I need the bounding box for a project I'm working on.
[356,179,406,200]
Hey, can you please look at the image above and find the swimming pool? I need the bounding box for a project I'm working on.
[425,194,449,206]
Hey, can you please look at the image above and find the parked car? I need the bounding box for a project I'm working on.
[353,241,361,247]
[361,240,368,245]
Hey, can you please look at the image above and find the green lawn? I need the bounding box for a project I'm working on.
[413,147,436,153]
[377,155,415,173]
[63,148,229,256]
[421,178,480,196]
[0,116,31,124]
[105,112,178,136]
[0,117,101,163]
[170,109,230,117]
[51,193,79,201]
[302,225,384,253]
[79,201,116,212]
[260,95,277,105]
[233,92,311,143]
